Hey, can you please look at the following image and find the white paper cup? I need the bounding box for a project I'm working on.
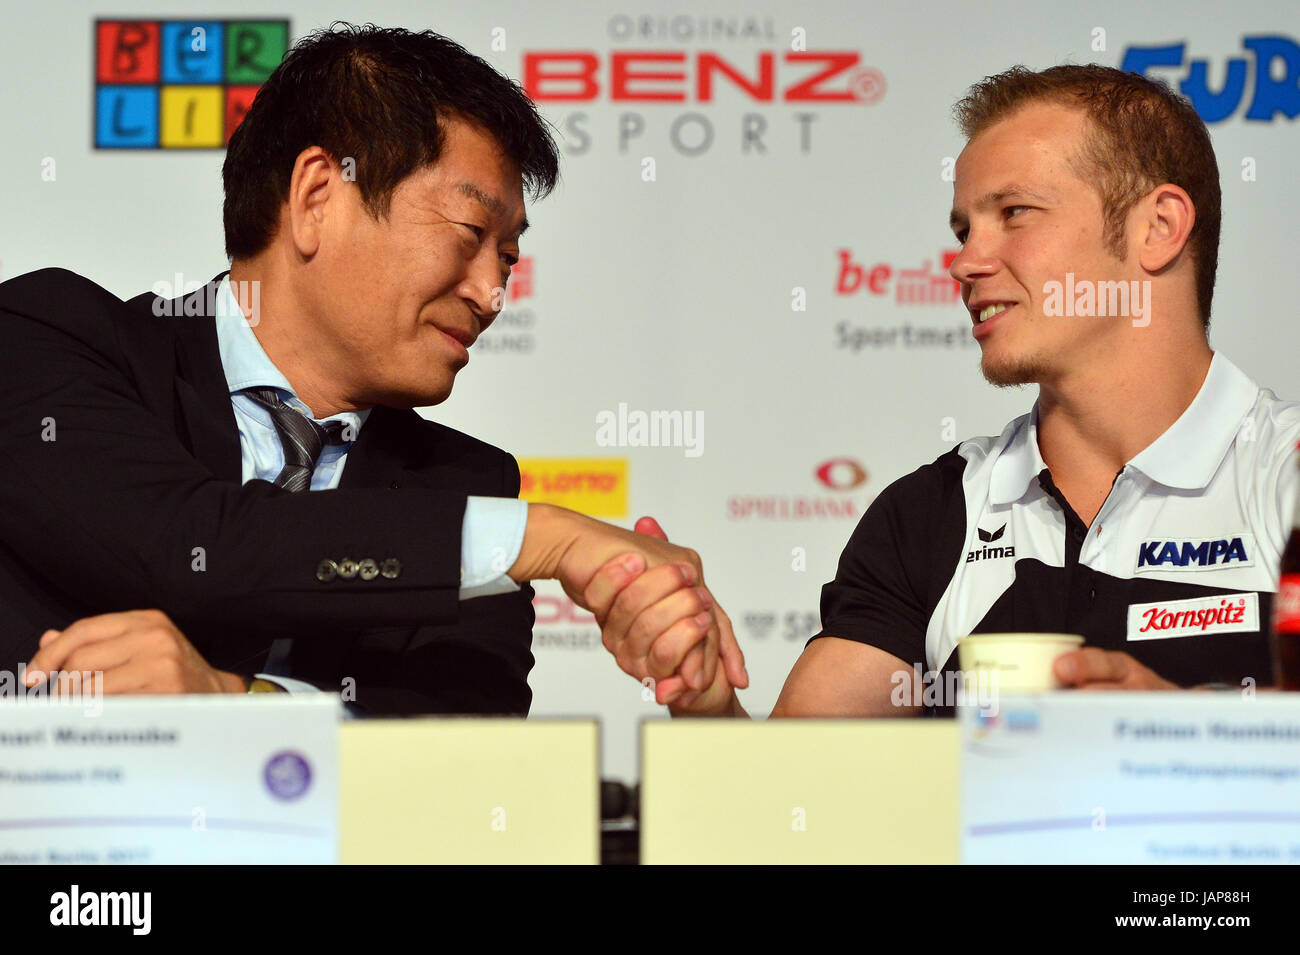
[956,633,1085,692]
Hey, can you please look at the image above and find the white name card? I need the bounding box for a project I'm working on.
[961,692,1300,864]
[0,695,338,864]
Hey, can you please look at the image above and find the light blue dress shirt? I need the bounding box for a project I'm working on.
[212,276,528,692]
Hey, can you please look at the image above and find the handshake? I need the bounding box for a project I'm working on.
[23,502,748,717]
[507,504,749,717]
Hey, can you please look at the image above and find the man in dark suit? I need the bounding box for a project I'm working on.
[1,266,537,714]
[0,24,747,714]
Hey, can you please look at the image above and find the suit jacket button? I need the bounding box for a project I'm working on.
[388,480,401,489]
[338,558,360,579]
[316,559,338,583]
[358,558,379,581]
[380,558,402,579]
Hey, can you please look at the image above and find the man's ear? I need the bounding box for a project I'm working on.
[285,146,336,258]
[1136,183,1195,274]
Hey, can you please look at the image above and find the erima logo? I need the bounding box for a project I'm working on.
[1136,535,1254,572]
[967,523,1014,562]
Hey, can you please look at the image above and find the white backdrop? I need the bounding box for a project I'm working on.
[2,0,1297,780]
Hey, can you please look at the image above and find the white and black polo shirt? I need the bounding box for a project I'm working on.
[813,352,1300,696]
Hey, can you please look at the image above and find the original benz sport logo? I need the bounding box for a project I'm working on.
[1134,534,1254,573]
[967,523,1014,563]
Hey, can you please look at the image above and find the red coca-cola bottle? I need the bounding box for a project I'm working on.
[1273,441,1300,690]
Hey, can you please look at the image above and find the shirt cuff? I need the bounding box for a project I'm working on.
[251,674,357,720]
[460,496,527,600]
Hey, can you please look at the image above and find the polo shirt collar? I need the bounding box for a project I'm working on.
[989,407,1047,506]
[1127,351,1258,490]
[988,352,1259,505]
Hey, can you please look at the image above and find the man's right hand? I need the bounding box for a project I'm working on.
[508,503,742,696]
[548,512,748,713]
[624,517,747,715]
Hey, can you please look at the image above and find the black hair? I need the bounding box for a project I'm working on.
[222,22,559,259]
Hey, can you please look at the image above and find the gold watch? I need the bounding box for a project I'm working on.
[246,677,287,694]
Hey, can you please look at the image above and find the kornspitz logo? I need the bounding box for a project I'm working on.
[1127,593,1259,641]
[263,751,312,800]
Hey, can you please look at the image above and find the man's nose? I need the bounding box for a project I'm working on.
[459,255,503,320]
[948,235,998,286]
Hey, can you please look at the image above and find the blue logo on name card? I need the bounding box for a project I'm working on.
[263,750,312,800]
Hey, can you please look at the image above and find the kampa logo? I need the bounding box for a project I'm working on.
[966,523,1014,563]
[1135,535,1254,572]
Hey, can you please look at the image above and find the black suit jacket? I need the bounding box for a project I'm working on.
[0,268,534,715]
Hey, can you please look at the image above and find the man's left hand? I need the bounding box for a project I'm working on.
[1053,647,1176,690]
[25,609,246,695]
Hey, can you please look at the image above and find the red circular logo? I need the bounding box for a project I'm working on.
[815,458,868,490]
[850,68,887,104]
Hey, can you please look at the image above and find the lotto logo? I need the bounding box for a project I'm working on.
[518,458,628,518]
[94,19,289,149]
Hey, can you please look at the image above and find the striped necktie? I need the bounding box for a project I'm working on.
[243,387,348,492]
[241,387,350,678]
